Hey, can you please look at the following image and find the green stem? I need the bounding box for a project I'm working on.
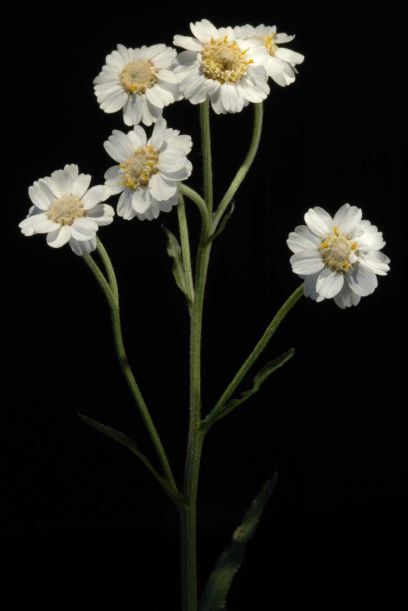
[180,101,214,611]
[96,237,119,303]
[212,103,263,233]
[202,284,304,432]
[83,253,178,496]
[200,99,213,214]
[177,192,195,303]
[178,183,211,237]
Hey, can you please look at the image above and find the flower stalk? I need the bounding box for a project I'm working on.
[83,247,178,498]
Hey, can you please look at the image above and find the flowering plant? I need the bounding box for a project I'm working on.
[19,18,389,611]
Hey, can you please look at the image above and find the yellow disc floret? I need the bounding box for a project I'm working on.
[319,226,359,272]
[201,36,253,83]
[47,195,85,226]
[263,34,277,56]
[120,60,158,94]
[120,145,159,189]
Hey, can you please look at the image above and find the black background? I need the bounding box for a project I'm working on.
[4,2,407,609]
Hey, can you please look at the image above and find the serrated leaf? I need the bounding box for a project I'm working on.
[208,202,235,243]
[202,349,295,431]
[199,474,277,611]
[163,226,192,301]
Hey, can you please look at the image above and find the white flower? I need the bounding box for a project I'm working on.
[104,117,192,221]
[19,165,114,256]
[287,204,390,308]
[234,24,304,87]
[173,18,270,114]
[94,44,180,126]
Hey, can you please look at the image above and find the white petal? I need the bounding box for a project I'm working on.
[274,33,295,44]
[109,130,134,159]
[333,203,363,235]
[158,150,188,173]
[149,116,167,149]
[302,272,321,301]
[173,35,202,51]
[72,173,92,198]
[148,173,177,201]
[190,19,218,42]
[100,89,128,113]
[49,167,76,197]
[355,225,385,251]
[95,83,123,103]
[46,225,72,248]
[287,225,320,253]
[265,56,293,86]
[146,84,175,109]
[346,262,378,296]
[152,48,177,69]
[159,162,192,181]
[131,189,151,213]
[290,250,325,275]
[117,190,136,220]
[28,182,53,210]
[82,185,109,209]
[69,237,97,256]
[157,192,178,213]
[19,213,59,235]
[220,83,244,113]
[358,251,390,276]
[274,47,304,65]
[304,207,333,237]
[316,267,344,298]
[126,125,147,148]
[86,204,115,226]
[71,217,98,241]
[139,44,166,60]
[116,44,132,63]
[104,165,121,181]
[123,95,143,126]
[334,284,361,309]
[157,69,179,84]
[105,50,126,71]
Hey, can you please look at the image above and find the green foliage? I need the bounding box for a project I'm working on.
[201,349,295,431]
[199,475,277,611]
[163,227,193,302]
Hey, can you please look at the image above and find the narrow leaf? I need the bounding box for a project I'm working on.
[199,474,277,611]
[202,349,295,431]
[208,202,235,243]
[163,226,192,301]
[78,413,144,456]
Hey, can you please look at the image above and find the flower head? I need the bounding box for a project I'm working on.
[234,24,304,87]
[104,117,192,221]
[19,165,114,256]
[94,44,180,126]
[287,204,390,308]
[173,19,270,114]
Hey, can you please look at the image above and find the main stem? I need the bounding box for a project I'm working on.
[180,99,213,611]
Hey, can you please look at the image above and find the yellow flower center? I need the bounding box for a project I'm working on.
[120,60,158,94]
[47,195,85,225]
[201,36,253,83]
[120,145,159,189]
[319,226,359,272]
[263,34,277,56]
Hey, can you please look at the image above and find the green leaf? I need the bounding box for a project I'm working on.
[201,349,295,431]
[78,413,144,456]
[199,474,277,611]
[162,227,192,301]
[207,202,235,243]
